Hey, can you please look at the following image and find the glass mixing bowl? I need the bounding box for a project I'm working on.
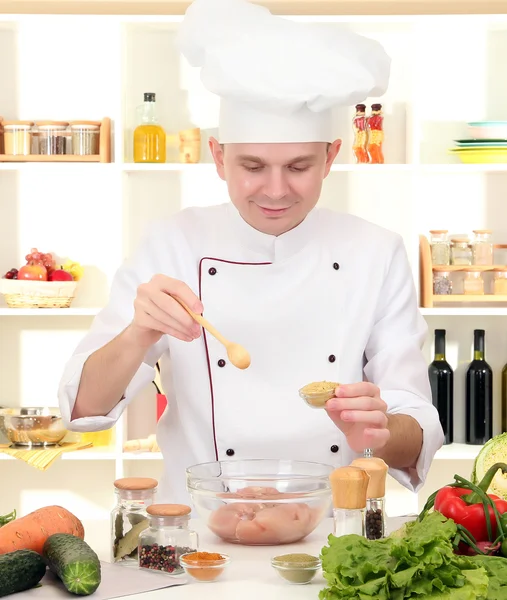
[186,459,333,545]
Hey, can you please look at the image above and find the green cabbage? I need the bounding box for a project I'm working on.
[472,433,507,500]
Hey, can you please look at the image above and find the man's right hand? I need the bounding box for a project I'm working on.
[128,275,204,347]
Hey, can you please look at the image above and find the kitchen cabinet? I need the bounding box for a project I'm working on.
[1,9,507,553]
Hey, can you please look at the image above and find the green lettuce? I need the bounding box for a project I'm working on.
[319,511,493,600]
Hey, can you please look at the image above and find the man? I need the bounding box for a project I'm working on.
[58,0,443,505]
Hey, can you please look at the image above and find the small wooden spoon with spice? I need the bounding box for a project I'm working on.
[174,297,251,370]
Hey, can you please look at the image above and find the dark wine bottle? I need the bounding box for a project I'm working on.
[466,329,493,445]
[428,329,453,444]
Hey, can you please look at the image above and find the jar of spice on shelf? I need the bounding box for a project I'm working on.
[493,268,507,295]
[450,237,472,266]
[138,504,198,575]
[352,104,368,164]
[472,230,493,266]
[69,121,100,155]
[36,121,69,155]
[2,121,34,155]
[111,477,157,566]
[429,230,450,265]
[433,268,453,295]
[463,268,485,295]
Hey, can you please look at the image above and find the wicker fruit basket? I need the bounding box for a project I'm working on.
[0,279,78,308]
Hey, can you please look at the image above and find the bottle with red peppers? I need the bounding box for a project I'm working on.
[352,104,369,164]
[367,103,385,164]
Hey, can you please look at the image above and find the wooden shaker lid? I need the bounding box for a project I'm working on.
[147,504,191,517]
[329,466,370,510]
[113,477,158,491]
[350,457,388,498]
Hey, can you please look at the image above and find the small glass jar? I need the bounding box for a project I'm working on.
[36,121,69,155]
[69,121,100,155]
[472,230,493,266]
[111,477,157,566]
[2,121,34,155]
[433,270,452,295]
[451,238,472,266]
[138,504,198,575]
[429,230,450,266]
[494,268,507,295]
[464,270,485,295]
[365,497,385,540]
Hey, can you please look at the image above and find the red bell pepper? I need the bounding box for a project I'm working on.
[434,463,507,545]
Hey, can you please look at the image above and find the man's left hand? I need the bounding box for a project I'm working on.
[325,383,390,453]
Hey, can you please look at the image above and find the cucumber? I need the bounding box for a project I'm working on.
[0,549,46,597]
[43,533,101,596]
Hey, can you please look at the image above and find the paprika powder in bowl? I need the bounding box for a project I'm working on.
[186,459,333,545]
[179,551,230,582]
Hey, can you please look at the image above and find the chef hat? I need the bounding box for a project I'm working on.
[176,0,391,144]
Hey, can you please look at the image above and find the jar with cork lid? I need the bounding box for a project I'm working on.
[2,121,34,155]
[329,466,370,538]
[138,504,198,574]
[350,457,388,540]
[111,477,158,566]
[472,230,493,266]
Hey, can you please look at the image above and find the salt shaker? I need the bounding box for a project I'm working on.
[350,457,388,540]
[329,466,370,537]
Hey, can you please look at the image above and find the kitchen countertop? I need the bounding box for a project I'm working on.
[117,515,414,600]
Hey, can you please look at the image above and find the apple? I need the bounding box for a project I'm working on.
[49,269,73,282]
[18,263,48,281]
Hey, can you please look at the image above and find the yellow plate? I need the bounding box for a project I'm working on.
[449,147,507,164]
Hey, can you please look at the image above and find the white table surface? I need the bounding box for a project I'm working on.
[117,515,415,600]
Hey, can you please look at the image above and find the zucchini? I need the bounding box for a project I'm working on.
[43,533,101,596]
[0,549,46,597]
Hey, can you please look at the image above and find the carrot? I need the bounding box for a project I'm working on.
[0,505,84,555]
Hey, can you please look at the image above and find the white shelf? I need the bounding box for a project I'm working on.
[421,308,507,316]
[0,308,101,316]
[0,449,116,460]
[122,452,162,460]
[1,162,507,173]
[435,444,482,461]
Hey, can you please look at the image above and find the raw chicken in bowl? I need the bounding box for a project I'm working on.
[186,459,333,545]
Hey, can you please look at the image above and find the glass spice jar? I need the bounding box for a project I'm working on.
[429,230,450,266]
[36,121,69,155]
[330,466,369,538]
[138,504,198,575]
[450,238,472,266]
[111,477,157,566]
[433,269,452,295]
[2,121,34,155]
[69,121,100,155]
[350,457,388,541]
[494,268,507,295]
[463,269,485,295]
[472,230,493,266]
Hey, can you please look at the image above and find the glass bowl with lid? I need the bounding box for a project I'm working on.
[186,459,333,546]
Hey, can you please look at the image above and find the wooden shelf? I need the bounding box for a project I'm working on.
[0,155,102,162]
[433,294,507,303]
[0,117,111,163]
[433,265,507,272]
[0,0,505,15]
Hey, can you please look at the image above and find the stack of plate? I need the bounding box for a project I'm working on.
[450,121,507,163]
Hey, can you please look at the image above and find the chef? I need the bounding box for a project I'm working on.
[58,0,443,505]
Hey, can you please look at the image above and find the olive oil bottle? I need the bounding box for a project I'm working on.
[133,92,166,163]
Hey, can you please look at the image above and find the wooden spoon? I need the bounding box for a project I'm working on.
[174,298,251,370]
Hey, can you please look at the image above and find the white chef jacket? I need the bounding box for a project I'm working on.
[58,202,443,505]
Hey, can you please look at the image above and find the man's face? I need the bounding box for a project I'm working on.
[209,138,341,236]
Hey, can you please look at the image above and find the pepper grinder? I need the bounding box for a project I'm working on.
[329,466,370,537]
[350,457,388,540]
